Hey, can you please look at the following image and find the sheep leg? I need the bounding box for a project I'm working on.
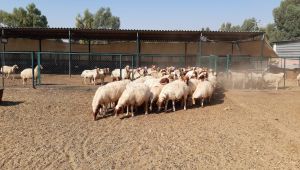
[150,98,154,112]
[145,102,149,115]
[192,98,196,105]
[164,100,168,112]
[201,98,204,108]
[172,100,176,112]
[125,106,129,116]
[276,82,279,91]
[183,97,187,110]
[131,105,135,117]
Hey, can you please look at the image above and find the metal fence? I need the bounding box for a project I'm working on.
[1,51,300,88]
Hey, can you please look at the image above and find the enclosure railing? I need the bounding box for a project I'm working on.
[1,51,300,88]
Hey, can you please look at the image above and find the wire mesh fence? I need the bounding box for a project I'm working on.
[1,51,300,89]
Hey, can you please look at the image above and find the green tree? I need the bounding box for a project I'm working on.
[240,18,259,31]
[75,9,94,29]
[219,22,241,31]
[75,7,120,29]
[0,3,48,27]
[93,7,120,29]
[273,0,300,40]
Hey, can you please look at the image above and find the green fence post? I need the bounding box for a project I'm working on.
[31,52,35,89]
[119,55,122,78]
[214,55,217,72]
[37,52,41,85]
[131,55,134,80]
[284,58,286,88]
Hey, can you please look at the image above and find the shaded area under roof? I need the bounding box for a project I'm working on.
[1,27,264,42]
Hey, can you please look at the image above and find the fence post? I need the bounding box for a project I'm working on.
[284,57,286,88]
[131,55,134,80]
[119,55,122,79]
[1,50,4,88]
[214,55,217,72]
[31,52,35,89]
[68,29,72,78]
[37,52,41,85]
[226,54,231,79]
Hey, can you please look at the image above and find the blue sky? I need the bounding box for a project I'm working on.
[0,0,282,30]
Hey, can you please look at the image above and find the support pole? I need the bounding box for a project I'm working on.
[260,34,265,72]
[119,55,122,79]
[88,40,91,67]
[68,30,72,78]
[136,32,140,67]
[198,33,202,66]
[284,58,286,88]
[184,43,187,67]
[31,52,35,89]
[38,39,42,85]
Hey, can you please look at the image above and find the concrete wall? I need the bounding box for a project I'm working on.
[0,38,277,58]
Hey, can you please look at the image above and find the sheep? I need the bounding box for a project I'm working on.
[157,79,189,112]
[20,65,43,85]
[208,69,217,89]
[262,72,284,90]
[111,65,131,80]
[149,78,170,111]
[248,72,263,89]
[229,71,249,89]
[81,69,96,84]
[192,80,214,108]
[0,65,19,79]
[115,83,151,117]
[133,76,153,84]
[92,79,131,120]
[297,73,300,86]
[93,68,108,85]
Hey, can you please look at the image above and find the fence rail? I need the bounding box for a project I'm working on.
[1,51,300,89]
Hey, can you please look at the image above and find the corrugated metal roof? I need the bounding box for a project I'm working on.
[274,40,300,57]
[0,27,264,42]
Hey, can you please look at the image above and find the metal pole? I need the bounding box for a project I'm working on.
[38,39,42,85]
[131,55,134,80]
[284,58,286,88]
[31,52,35,89]
[1,46,4,88]
[68,29,71,78]
[198,34,202,66]
[37,52,41,85]
[136,32,140,67]
[184,42,187,67]
[119,55,122,79]
[88,40,91,67]
[214,55,217,72]
[260,34,265,72]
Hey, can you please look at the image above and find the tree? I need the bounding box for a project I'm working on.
[201,27,211,31]
[219,22,241,31]
[75,9,94,29]
[273,0,300,40]
[75,7,120,29]
[0,3,48,27]
[93,7,120,29]
[240,18,259,31]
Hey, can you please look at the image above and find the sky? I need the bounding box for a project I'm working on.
[0,0,282,30]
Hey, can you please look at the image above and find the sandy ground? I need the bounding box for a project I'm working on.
[1,79,300,169]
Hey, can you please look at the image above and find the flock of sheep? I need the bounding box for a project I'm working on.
[0,64,43,85]
[91,66,217,121]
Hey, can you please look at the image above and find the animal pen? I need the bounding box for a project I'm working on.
[0,27,299,88]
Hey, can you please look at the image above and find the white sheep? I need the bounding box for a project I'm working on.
[149,78,170,111]
[92,79,131,120]
[20,65,43,85]
[262,72,284,90]
[157,79,189,112]
[192,80,214,108]
[208,70,217,89]
[115,83,151,117]
[248,72,263,89]
[297,73,300,86]
[1,65,19,79]
[81,69,96,84]
[111,65,131,80]
[229,71,249,89]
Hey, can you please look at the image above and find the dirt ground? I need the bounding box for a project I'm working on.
[1,76,300,169]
